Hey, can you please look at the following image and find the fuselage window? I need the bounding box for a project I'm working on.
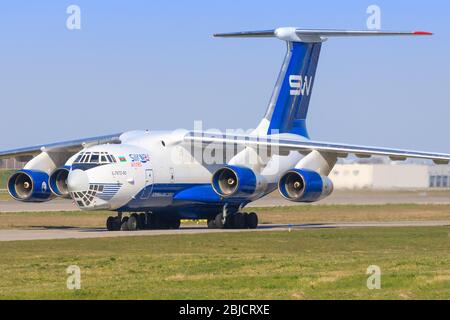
[100,155,108,163]
[74,154,83,163]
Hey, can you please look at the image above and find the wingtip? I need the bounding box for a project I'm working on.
[413,31,433,35]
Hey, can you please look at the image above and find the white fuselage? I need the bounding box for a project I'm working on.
[66,130,307,218]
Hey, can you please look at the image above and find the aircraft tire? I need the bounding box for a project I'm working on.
[121,221,129,231]
[138,213,147,229]
[127,215,138,231]
[113,217,122,231]
[106,216,115,231]
[145,212,152,229]
[149,214,161,229]
[162,218,176,230]
[120,217,129,231]
[232,212,246,229]
[214,213,225,229]
[246,212,258,229]
[155,216,167,229]
[130,213,139,229]
[207,219,216,229]
[170,219,181,229]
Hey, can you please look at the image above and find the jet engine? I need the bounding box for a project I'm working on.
[49,167,71,198]
[278,168,333,202]
[211,165,265,199]
[7,170,53,202]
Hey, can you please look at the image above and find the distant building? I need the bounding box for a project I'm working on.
[330,164,450,190]
[0,159,25,170]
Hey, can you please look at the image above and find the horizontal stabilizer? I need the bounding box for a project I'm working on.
[214,27,433,43]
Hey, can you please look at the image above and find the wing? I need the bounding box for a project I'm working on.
[184,132,450,165]
[0,133,122,160]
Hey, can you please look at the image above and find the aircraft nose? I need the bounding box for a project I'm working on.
[67,169,89,192]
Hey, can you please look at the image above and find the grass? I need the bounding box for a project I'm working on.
[0,227,448,299]
[0,170,13,190]
[0,191,9,201]
[257,203,450,223]
[0,210,111,229]
[0,170,13,200]
[0,204,449,229]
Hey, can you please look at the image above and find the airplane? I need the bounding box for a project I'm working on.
[1,27,449,231]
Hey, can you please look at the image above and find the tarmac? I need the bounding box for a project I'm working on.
[0,190,449,241]
[0,220,448,242]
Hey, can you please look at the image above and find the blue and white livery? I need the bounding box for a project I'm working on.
[1,27,448,231]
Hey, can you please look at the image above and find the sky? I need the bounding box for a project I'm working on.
[0,0,449,152]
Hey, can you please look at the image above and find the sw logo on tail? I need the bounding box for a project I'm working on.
[289,75,313,96]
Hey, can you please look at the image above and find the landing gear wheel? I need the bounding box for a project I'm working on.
[106,216,115,231]
[158,216,168,229]
[130,213,139,228]
[232,212,246,229]
[113,217,121,231]
[145,212,152,229]
[121,221,129,231]
[138,213,147,230]
[127,215,138,231]
[170,219,181,229]
[148,214,158,229]
[160,217,176,230]
[207,219,216,229]
[121,217,129,231]
[214,213,225,229]
[246,212,258,229]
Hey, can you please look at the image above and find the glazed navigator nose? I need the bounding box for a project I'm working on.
[67,169,89,192]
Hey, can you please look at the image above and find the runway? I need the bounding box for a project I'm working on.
[1,190,450,212]
[0,220,448,241]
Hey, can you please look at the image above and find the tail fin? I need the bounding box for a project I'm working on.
[264,40,321,138]
[215,27,432,138]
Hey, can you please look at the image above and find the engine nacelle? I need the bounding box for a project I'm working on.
[49,167,71,198]
[278,169,333,203]
[8,170,53,202]
[212,165,264,199]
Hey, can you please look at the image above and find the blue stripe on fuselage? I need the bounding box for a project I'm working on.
[116,182,277,216]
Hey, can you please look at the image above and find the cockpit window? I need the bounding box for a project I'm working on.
[74,152,117,165]
[91,153,99,163]
[107,155,117,163]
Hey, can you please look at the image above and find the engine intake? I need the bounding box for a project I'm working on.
[278,169,333,202]
[49,167,71,198]
[8,170,53,202]
[212,166,260,198]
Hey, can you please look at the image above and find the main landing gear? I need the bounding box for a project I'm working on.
[106,212,180,231]
[207,211,258,229]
